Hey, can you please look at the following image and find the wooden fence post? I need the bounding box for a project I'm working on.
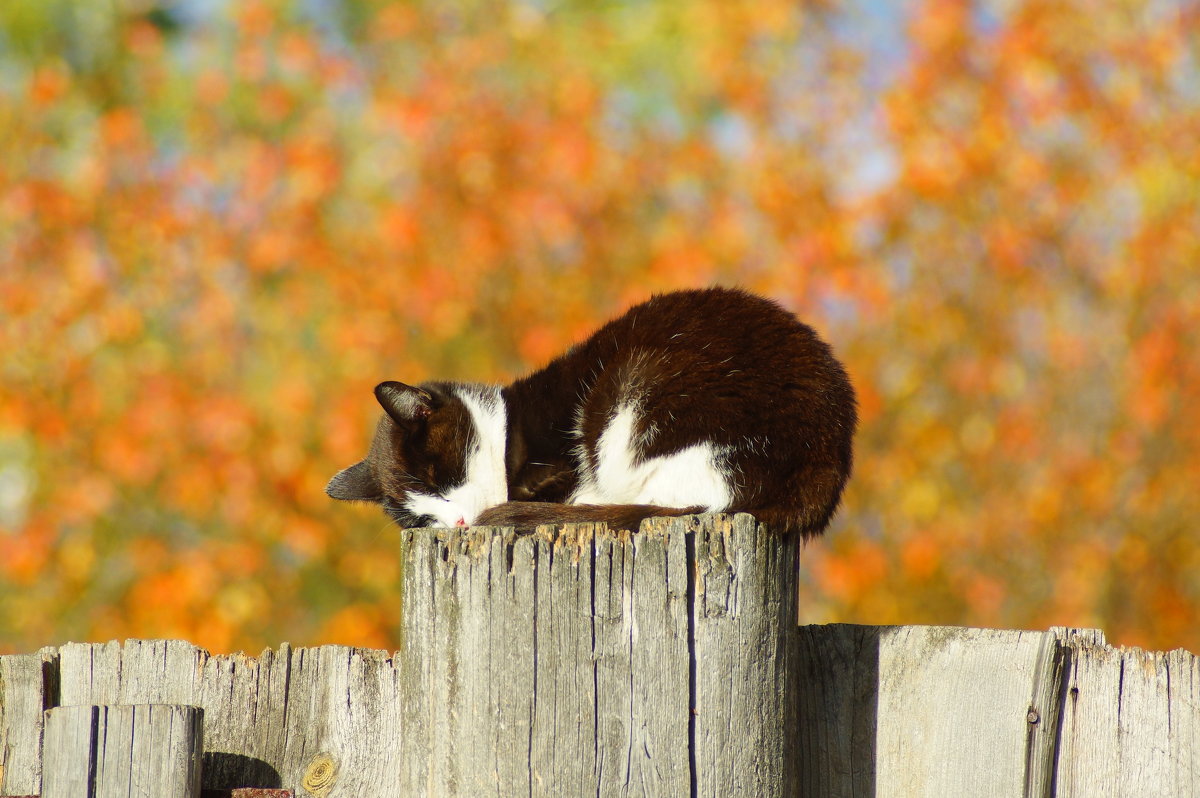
[51,639,403,796]
[0,648,58,796]
[397,513,798,797]
[794,624,1107,796]
[41,704,203,798]
[1055,640,1200,796]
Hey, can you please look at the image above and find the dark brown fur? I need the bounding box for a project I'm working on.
[496,288,857,536]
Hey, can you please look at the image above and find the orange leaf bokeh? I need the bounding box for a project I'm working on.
[1,0,1198,655]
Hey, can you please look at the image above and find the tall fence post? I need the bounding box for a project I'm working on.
[397,513,798,797]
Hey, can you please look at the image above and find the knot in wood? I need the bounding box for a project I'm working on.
[1026,707,1040,724]
[302,752,338,795]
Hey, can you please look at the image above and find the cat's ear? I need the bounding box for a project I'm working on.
[374,381,434,429]
[326,460,382,502]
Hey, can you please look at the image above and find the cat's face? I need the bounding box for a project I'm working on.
[326,381,508,528]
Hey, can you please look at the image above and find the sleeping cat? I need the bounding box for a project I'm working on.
[326,287,857,537]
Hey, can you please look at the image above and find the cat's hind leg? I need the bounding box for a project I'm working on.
[572,403,734,511]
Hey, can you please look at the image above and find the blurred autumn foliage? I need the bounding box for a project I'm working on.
[2,0,1198,655]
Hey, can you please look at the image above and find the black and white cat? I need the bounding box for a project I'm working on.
[326,287,857,537]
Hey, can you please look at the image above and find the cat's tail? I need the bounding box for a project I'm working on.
[473,501,703,533]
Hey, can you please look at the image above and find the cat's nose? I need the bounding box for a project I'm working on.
[455,517,467,527]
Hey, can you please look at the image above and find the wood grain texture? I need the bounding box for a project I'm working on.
[42,704,203,798]
[55,639,406,795]
[1055,637,1200,797]
[396,522,540,795]
[0,647,58,796]
[793,625,1114,798]
[3,515,1199,797]
[873,626,1068,797]
[795,623,881,797]
[396,516,699,796]
[691,514,800,798]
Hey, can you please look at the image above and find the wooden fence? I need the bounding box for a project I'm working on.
[1,514,1197,796]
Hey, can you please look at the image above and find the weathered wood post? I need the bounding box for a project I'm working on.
[397,513,800,796]
[0,648,59,795]
[793,624,1200,797]
[41,704,203,798]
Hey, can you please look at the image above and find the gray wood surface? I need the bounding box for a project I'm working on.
[2,515,1199,797]
[1055,638,1200,797]
[41,704,203,798]
[691,515,801,797]
[0,646,58,795]
[872,626,1082,797]
[793,623,1200,797]
[53,639,405,795]
[396,515,773,796]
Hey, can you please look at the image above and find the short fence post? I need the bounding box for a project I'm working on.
[41,704,203,798]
